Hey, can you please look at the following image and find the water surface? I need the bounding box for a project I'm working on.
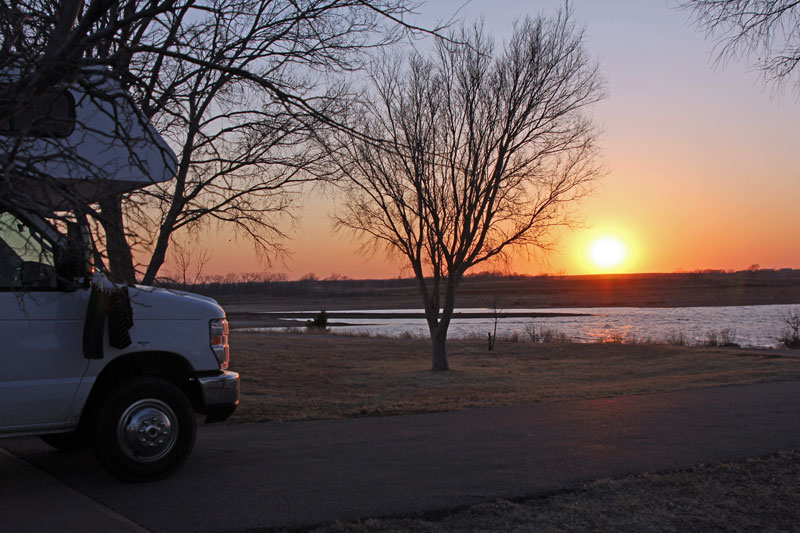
[244,304,799,348]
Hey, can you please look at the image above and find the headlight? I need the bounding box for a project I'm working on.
[209,318,230,370]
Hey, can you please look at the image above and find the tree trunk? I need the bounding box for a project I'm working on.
[99,195,135,284]
[431,326,449,371]
[141,223,172,285]
[141,125,196,286]
[426,276,459,372]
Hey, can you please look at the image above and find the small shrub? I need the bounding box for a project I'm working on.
[663,331,687,346]
[541,328,570,344]
[305,309,329,333]
[719,328,739,347]
[525,323,541,343]
[524,322,571,344]
[778,310,800,349]
[623,334,654,345]
[703,329,738,347]
[704,331,719,347]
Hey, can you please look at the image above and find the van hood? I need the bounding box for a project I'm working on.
[127,285,225,321]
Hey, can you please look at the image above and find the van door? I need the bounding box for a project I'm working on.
[0,211,90,431]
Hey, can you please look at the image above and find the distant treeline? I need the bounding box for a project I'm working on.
[158,272,420,298]
[156,269,560,295]
[156,268,800,300]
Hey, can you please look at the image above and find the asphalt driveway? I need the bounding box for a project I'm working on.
[2,380,800,531]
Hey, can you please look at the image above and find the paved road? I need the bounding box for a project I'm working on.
[3,380,800,532]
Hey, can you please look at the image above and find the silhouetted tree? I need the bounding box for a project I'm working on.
[119,0,431,285]
[327,11,604,370]
[680,0,800,90]
[1,0,432,284]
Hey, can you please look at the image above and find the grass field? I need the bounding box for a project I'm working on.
[228,331,800,423]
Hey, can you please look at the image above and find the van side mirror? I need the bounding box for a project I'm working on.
[19,261,57,288]
[55,221,92,289]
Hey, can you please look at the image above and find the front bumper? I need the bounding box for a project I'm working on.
[197,370,240,422]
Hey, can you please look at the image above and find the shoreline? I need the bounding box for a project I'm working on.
[227,309,592,329]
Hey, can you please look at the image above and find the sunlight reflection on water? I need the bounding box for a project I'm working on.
[250,305,800,348]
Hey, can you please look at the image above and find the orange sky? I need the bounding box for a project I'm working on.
[176,1,800,281]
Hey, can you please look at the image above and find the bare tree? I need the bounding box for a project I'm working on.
[327,12,604,371]
[116,0,434,285]
[164,238,211,289]
[1,0,433,284]
[679,0,800,90]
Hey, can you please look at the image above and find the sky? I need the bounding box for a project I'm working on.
[193,0,800,280]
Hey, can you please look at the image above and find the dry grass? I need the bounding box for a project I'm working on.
[315,450,800,532]
[228,331,800,423]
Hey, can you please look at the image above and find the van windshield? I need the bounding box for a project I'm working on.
[0,211,56,288]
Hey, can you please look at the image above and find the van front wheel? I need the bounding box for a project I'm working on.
[93,377,196,482]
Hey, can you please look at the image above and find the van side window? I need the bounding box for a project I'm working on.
[0,212,57,289]
[0,90,76,138]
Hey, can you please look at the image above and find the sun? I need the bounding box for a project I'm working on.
[589,237,627,269]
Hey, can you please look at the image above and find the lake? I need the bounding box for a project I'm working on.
[243,304,800,348]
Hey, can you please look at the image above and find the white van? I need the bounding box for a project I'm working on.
[0,76,239,482]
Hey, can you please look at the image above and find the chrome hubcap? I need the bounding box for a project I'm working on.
[117,399,178,463]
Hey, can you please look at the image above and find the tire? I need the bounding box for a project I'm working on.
[92,377,196,482]
[40,430,90,452]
